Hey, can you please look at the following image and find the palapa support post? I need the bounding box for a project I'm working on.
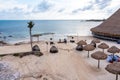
[67,49,70,53]
[77,33,78,42]
[46,42,48,53]
[98,59,100,69]
[47,45,48,53]
[37,36,39,42]
[113,53,115,61]
[116,74,118,80]
[88,51,89,58]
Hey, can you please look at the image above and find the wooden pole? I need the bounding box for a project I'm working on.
[116,74,118,80]
[88,51,89,58]
[77,33,78,42]
[98,60,100,69]
[113,53,115,61]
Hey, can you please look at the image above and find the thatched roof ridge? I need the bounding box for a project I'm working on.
[91,8,120,37]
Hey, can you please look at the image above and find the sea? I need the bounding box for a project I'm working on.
[0,20,102,44]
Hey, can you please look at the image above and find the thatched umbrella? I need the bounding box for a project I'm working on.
[108,46,120,53]
[50,46,58,53]
[83,44,95,58]
[45,42,49,52]
[105,62,120,80]
[92,39,100,43]
[32,45,43,56]
[76,45,83,51]
[90,41,96,48]
[107,46,120,61]
[91,51,107,68]
[77,40,87,45]
[32,45,40,51]
[98,43,109,52]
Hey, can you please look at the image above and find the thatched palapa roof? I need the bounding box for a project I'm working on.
[105,62,120,74]
[98,43,109,49]
[77,40,87,45]
[91,51,107,60]
[91,8,120,38]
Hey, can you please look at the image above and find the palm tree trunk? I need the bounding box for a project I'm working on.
[30,29,33,51]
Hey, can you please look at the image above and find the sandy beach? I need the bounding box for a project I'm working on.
[0,36,120,80]
[0,0,119,80]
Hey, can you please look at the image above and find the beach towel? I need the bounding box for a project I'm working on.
[106,55,120,62]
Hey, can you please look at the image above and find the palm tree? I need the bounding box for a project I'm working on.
[27,21,34,51]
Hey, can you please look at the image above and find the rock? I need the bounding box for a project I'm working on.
[32,73,42,78]
[43,77,48,80]
[0,61,20,80]
[34,52,43,57]
[8,35,13,37]
[0,41,7,45]
[0,62,10,71]
[0,70,20,80]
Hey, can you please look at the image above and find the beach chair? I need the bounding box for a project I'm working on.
[50,41,54,45]
[70,40,75,43]
[117,40,120,44]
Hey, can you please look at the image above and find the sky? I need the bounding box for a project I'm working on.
[0,0,120,20]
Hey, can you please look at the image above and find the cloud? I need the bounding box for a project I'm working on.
[58,8,65,13]
[92,0,111,9]
[0,0,119,20]
[33,0,53,13]
[72,4,93,14]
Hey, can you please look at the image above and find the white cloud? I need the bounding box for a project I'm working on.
[0,0,119,20]
[0,0,28,11]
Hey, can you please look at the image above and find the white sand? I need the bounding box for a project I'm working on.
[0,36,120,80]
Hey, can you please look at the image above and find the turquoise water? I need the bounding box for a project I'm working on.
[0,20,102,43]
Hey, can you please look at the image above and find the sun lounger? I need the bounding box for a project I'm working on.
[70,40,75,43]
